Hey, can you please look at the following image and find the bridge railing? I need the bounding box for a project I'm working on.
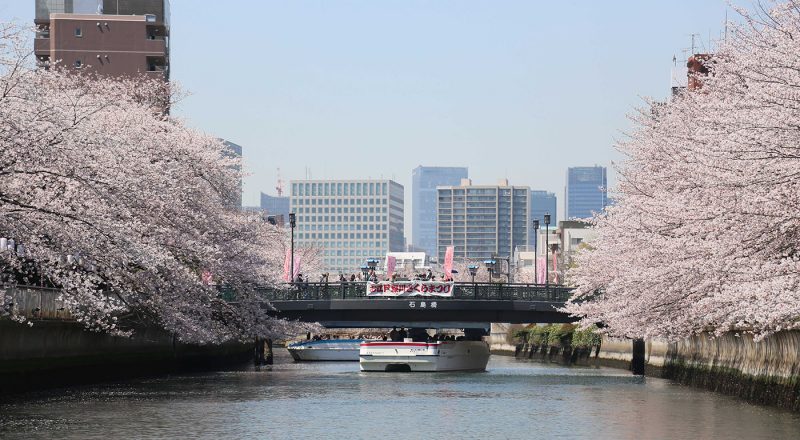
[259,282,574,302]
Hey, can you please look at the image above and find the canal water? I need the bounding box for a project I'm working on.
[2,351,799,440]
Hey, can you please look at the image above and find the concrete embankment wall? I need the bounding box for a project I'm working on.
[489,324,800,411]
[595,332,800,411]
[0,320,252,395]
[489,323,526,355]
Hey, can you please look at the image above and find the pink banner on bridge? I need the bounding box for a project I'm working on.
[367,281,454,297]
[443,246,454,280]
[386,255,396,279]
[537,256,547,284]
[283,249,291,282]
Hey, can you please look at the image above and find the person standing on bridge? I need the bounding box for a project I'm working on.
[389,327,399,341]
[398,328,408,341]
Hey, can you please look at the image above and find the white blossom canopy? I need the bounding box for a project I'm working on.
[566,1,800,341]
[0,22,316,343]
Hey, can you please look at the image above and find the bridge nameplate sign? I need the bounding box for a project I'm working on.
[366,281,454,297]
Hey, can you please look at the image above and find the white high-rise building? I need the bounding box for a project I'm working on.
[290,179,404,273]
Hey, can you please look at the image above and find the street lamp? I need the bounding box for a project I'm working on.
[289,212,296,284]
[365,258,379,281]
[544,213,551,288]
[366,258,379,271]
[468,264,479,299]
[468,265,479,283]
[483,259,496,280]
[532,219,539,285]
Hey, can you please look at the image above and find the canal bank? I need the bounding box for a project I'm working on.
[595,332,800,412]
[491,323,800,412]
[0,319,252,396]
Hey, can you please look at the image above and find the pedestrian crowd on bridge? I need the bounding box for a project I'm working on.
[293,268,449,285]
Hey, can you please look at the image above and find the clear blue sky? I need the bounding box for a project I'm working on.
[1,0,732,239]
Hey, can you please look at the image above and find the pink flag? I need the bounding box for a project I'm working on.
[552,251,558,284]
[386,256,396,279]
[293,255,302,279]
[443,246,454,280]
[536,256,547,284]
[283,249,291,282]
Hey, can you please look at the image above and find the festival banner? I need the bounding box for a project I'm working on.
[552,251,558,284]
[443,246,454,280]
[366,281,455,297]
[386,255,396,279]
[283,249,291,282]
[536,256,547,284]
[293,255,302,280]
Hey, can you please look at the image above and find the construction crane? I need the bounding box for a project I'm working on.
[275,168,284,197]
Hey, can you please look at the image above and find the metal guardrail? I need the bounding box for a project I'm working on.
[0,282,575,322]
[1,284,73,320]
[259,282,574,302]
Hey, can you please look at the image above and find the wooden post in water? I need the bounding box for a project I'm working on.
[265,339,274,365]
[631,338,646,375]
[255,338,272,365]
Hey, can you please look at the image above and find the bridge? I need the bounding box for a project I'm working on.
[2,282,578,329]
[260,282,576,328]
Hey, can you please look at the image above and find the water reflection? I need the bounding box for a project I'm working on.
[1,352,799,440]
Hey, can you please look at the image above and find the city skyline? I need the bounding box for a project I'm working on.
[0,0,732,239]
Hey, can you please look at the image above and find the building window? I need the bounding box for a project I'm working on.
[74,27,82,37]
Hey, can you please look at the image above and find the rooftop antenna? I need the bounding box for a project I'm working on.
[724,9,728,42]
[275,167,284,196]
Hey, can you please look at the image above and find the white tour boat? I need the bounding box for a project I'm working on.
[287,339,364,361]
[359,339,490,372]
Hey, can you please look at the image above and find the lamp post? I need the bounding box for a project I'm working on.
[544,213,550,289]
[484,259,496,281]
[289,212,296,284]
[468,265,478,284]
[468,264,479,299]
[532,219,540,285]
[366,258,379,281]
[360,265,370,280]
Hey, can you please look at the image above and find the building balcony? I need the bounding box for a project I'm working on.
[143,38,167,54]
[34,37,49,55]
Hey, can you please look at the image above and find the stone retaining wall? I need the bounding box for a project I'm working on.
[594,332,800,411]
[0,319,252,395]
[490,324,800,411]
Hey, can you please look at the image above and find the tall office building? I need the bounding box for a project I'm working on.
[529,190,556,247]
[34,0,170,79]
[260,193,290,219]
[411,166,468,260]
[437,179,529,261]
[290,180,404,273]
[565,166,607,220]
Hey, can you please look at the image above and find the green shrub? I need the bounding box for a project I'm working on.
[547,324,576,348]
[571,325,601,348]
[512,328,530,343]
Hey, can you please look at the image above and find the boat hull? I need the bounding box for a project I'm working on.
[359,340,490,372]
[287,340,363,361]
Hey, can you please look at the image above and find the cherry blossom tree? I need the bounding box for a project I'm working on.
[0,22,313,343]
[566,1,800,341]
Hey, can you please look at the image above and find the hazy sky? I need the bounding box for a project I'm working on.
[2,0,731,239]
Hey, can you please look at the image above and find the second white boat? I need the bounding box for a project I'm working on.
[359,339,490,372]
[287,339,363,361]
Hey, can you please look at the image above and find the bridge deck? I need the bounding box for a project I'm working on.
[260,282,575,326]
